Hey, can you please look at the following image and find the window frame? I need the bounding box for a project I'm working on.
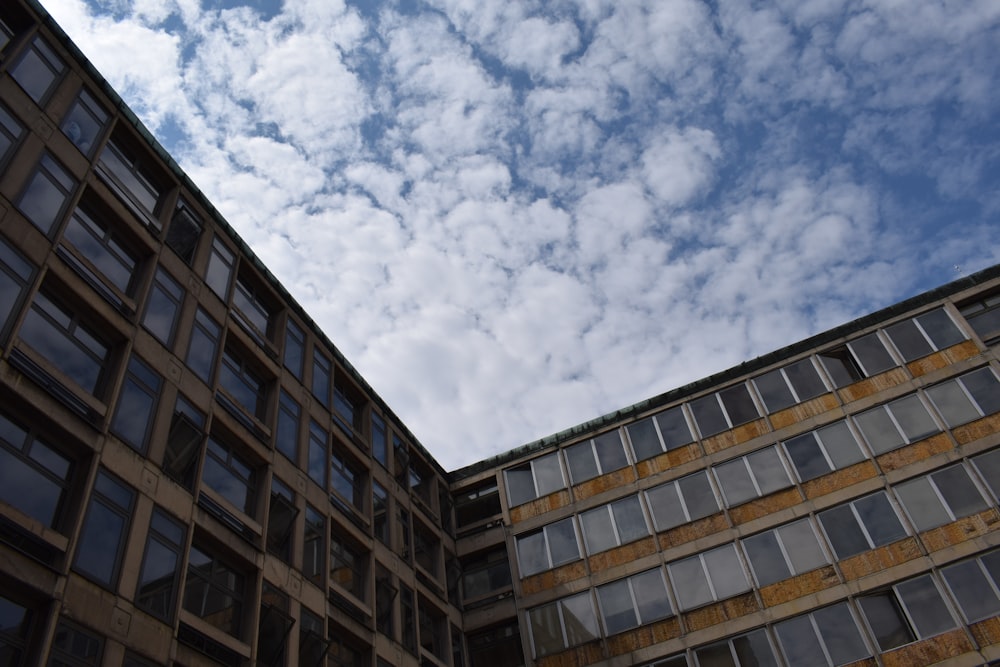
[504,452,565,507]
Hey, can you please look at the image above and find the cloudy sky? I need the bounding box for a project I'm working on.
[43,0,1000,469]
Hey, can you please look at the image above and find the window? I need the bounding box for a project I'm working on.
[742,518,828,587]
[818,332,896,387]
[419,598,448,661]
[0,593,33,665]
[853,394,939,454]
[303,504,325,587]
[413,519,440,577]
[20,289,112,395]
[10,36,66,104]
[299,608,328,667]
[330,531,367,600]
[398,507,412,562]
[894,463,989,532]
[644,470,719,532]
[201,436,257,516]
[218,346,269,421]
[275,389,300,462]
[162,396,204,489]
[375,564,396,637]
[0,17,11,53]
[283,318,305,379]
[233,273,274,346]
[204,236,235,299]
[97,138,164,226]
[941,549,1000,623]
[330,447,366,514]
[691,385,760,438]
[311,348,332,407]
[693,629,777,667]
[0,103,25,166]
[60,89,108,156]
[858,574,956,651]
[753,357,828,413]
[333,382,364,437]
[165,200,202,264]
[462,547,512,601]
[713,445,792,507]
[926,367,1000,427]
[565,430,629,484]
[528,592,599,658]
[58,202,142,307]
[885,309,965,361]
[400,584,416,652]
[18,153,76,235]
[0,236,34,340]
[515,517,580,577]
[505,452,565,507]
[73,470,135,587]
[774,602,869,667]
[136,508,185,621]
[371,412,388,468]
[782,420,866,482]
[0,411,73,530]
[266,477,297,562]
[629,406,694,461]
[668,543,750,611]
[961,294,1000,344]
[596,568,672,635]
[973,448,1000,501]
[183,543,246,638]
[817,491,908,560]
[467,623,524,667]
[455,481,501,528]
[373,481,389,545]
[409,456,435,509]
[579,494,649,555]
[48,620,102,666]
[142,267,183,346]
[185,308,221,384]
[305,419,327,488]
[257,583,293,667]
[328,628,367,667]
[111,356,162,453]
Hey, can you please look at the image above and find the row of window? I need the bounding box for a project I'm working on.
[533,550,1000,662]
[505,307,976,506]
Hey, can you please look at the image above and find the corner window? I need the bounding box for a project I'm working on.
[564,430,629,484]
[201,436,257,516]
[817,491,907,560]
[774,602,869,666]
[668,543,750,611]
[60,89,109,156]
[596,568,672,635]
[853,394,939,455]
[894,463,989,532]
[283,318,305,379]
[110,356,162,453]
[713,445,792,507]
[742,518,828,587]
[142,267,183,346]
[0,410,73,530]
[97,138,165,228]
[941,549,1000,624]
[926,367,1000,427]
[782,420,865,482]
[579,495,649,555]
[0,236,34,341]
[204,236,235,299]
[858,574,956,651]
[135,508,185,621]
[0,103,25,167]
[185,307,221,384]
[10,36,66,104]
[504,452,565,507]
[644,470,719,532]
[528,592,598,658]
[18,153,76,235]
[165,200,202,264]
[515,517,580,577]
[74,470,135,587]
[183,543,246,638]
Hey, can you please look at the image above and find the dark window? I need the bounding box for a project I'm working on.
[218,346,269,421]
[10,36,65,104]
[0,411,73,530]
[565,430,629,484]
[718,383,759,426]
[266,477,297,563]
[162,396,204,490]
[0,103,25,166]
[302,504,325,587]
[298,608,328,667]
[414,519,440,577]
[165,200,202,264]
[73,470,135,587]
[398,508,412,562]
[330,531,367,601]
[455,481,501,529]
[257,583,293,667]
[818,491,907,559]
[820,332,896,387]
[973,448,1000,502]
[644,470,719,531]
[60,89,108,156]
[419,598,447,661]
[961,294,1000,344]
[774,602,869,667]
[97,139,164,227]
[894,463,989,532]
[311,348,331,408]
[754,358,827,413]
[306,420,327,487]
[183,544,246,638]
[596,568,672,635]
[48,620,101,666]
[204,236,235,299]
[136,508,185,621]
[0,593,33,665]
[18,153,76,235]
[410,456,435,509]
[202,436,257,516]
[505,452,564,507]
[233,273,274,346]
[373,481,389,545]
[0,236,34,341]
[693,629,777,667]
[854,394,939,454]
[185,308,221,384]
[400,584,416,653]
[142,267,183,346]
[461,547,512,601]
[742,518,827,587]
[275,389,300,462]
[783,420,865,482]
[690,393,728,437]
[283,319,305,379]
[333,383,364,437]
[330,447,366,514]
[858,575,956,651]
[375,564,396,637]
[328,627,367,667]
[941,549,1000,624]
[467,623,524,667]
[372,412,389,468]
[111,356,162,453]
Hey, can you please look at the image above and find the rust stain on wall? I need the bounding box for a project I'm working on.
[953,412,1000,445]
[702,419,770,455]
[758,565,840,607]
[682,592,760,633]
[573,467,636,502]
[837,368,909,404]
[769,393,840,430]
[919,508,1000,553]
[801,461,879,500]
[637,443,701,479]
[658,513,729,551]
[906,340,980,378]
[879,628,973,667]
[874,433,953,473]
[838,538,922,581]
[510,489,572,524]
[729,487,804,525]
[520,560,589,596]
[588,536,658,572]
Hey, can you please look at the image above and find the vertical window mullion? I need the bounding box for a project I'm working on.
[849,502,878,550]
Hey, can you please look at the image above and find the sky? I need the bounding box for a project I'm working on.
[41,0,1000,470]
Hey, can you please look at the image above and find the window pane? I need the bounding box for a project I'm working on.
[974,449,1000,500]
[142,267,183,346]
[784,432,830,482]
[849,333,895,376]
[611,495,648,544]
[777,519,827,575]
[813,602,869,665]
[917,309,964,350]
[19,155,74,235]
[74,482,131,585]
[529,604,562,657]
[927,380,980,427]
[678,471,718,520]
[942,558,1000,623]
[819,347,863,387]
[20,292,110,393]
[889,395,938,442]
[517,531,549,577]
[819,504,870,559]
[816,421,864,469]
[719,384,758,426]
[774,614,825,666]
[655,406,693,450]
[61,90,108,156]
[895,477,951,532]
[896,575,955,638]
[560,593,598,645]
[854,493,906,546]
[565,440,598,484]
[533,454,564,497]
[593,430,628,473]
[933,465,988,518]
[11,37,65,103]
[597,579,637,635]
[627,417,663,461]
[732,629,777,667]
[744,531,791,586]
[716,458,755,507]
[746,446,790,496]
[632,569,671,622]
[581,507,616,555]
[703,544,749,599]
[546,518,580,566]
[111,356,161,452]
[784,358,827,401]
[854,407,904,454]
[886,319,933,361]
[691,394,728,437]
[964,367,1000,415]
[754,369,795,413]
[646,482,684,531]
[670,556,712,610]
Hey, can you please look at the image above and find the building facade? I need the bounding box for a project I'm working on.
[1,1,1000,666]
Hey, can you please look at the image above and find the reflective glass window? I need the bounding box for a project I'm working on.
[74,470,135,586]
[60,89,108,156]
[111,355,162,453]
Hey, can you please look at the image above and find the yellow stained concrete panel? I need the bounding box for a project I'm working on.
[769,393,840,431]
[919,508,1000,553]
[658,513,729,552]
[838,538,922,581]
[510,489,572,524]
[875,433,954,473]
[802,460,880,501]
[588,536,658,572]
[759,565,840,608]
[606,617,681,657]
[520,560,588,596]
[879,628,975,667]
[636,443,701,479]
[702,420,770,455]
[572,467,637,502]
[970,615,1000,648]
[906,340,981,378]
[682,592,760,633]
[953,413,1000,446]
[837,368,909,404]
[729,487,804,525]
[536,640,603,667]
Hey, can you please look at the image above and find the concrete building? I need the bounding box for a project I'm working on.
[2,1,1000,665]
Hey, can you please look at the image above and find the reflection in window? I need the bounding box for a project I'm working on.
[596,568,672,635]
[183,544,246,638]
[59,203,141,308]
[307,420,327,487]
[330,531,367,600]
[505,452,565,507]
[142,267,183,346]
[204,236,235,299]
[926,367,1000,428]
[462,547,512,601]
[0,104,24,166]
[136,508,185,621]
[185,308,221,384]
[644,470,719,532]
[818,491,907,560]
[973,448,1000,502]
[283,318,305,379]
[74,470,135,587]
[0,410,72,529]
[565,430,629,484]
[0,236,34,340]
[713,445,791,507]
[111,356,161,453]
[628,406,694,461]
[371,412,389,468]
[233,274,274,345]
[312,348,332,408]
[782,420,865,482]
[60,89,108,156]
[579,495,649,555]
[333,383,363,436]
[275,389,300,462]
[218,346,269,420]
[528,592,599,658]
[18,153,76,235]
[165,200,202,264]
[941,549,1000,624]
[894,463,989,532]
[10,36,66,104]
[202,436,256,516]
[516,517,580,577]
[961,294,1000,344]
[885,308,965,362]
[668,543,750,611]
[373,481,389,545]
[774,602,869,667]
[853,394,939,454]
[162,396,204,489]
[753,357,827,413]
[330,447,366,514]
[858,575,956,651]
[266,477,298,563]
[97,139,163,226]
[742,518,828,587]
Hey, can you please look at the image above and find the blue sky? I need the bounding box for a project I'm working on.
[44,0,1000,469]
